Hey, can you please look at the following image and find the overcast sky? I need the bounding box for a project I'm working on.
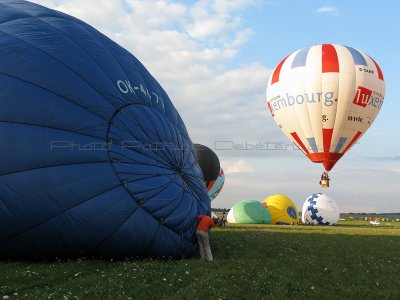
[31,0,400,212]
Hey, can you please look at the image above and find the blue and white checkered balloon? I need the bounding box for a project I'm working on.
[301,193,340,225]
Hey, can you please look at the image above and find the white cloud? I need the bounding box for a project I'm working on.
[223,159,254,174]
[186,0,253,39]
[32,0,260,87]
[314,6,338,15]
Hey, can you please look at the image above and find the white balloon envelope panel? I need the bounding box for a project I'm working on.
[208,168,225,201]
[266,44,385,171]
[302,193,340,225]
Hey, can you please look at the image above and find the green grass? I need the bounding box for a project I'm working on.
[1,223,400,299]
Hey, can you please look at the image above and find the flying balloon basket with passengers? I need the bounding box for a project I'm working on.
[266,44,385,187]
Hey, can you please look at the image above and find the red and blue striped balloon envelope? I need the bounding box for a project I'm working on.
[266,44,385,171]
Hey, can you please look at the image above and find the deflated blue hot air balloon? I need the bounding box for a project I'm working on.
[0,0,209,259]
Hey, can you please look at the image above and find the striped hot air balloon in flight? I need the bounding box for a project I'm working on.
[266,44,385,171]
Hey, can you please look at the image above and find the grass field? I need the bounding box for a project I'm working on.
[1,221,400,299]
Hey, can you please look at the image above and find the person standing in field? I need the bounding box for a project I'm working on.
[196,215,221,262]
[221,212,227,226]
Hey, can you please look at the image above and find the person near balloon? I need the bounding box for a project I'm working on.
[196,215,221,262]
[221,212,227,226]
[319,172,330,187]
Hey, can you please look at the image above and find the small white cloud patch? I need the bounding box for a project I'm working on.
[314,6,338,14]
[223,159,254,174]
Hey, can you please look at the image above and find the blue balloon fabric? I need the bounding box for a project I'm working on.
[0,0,209,259]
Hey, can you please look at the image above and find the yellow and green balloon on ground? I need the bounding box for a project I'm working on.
[227,200,272,224]
[262,194,299,225]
